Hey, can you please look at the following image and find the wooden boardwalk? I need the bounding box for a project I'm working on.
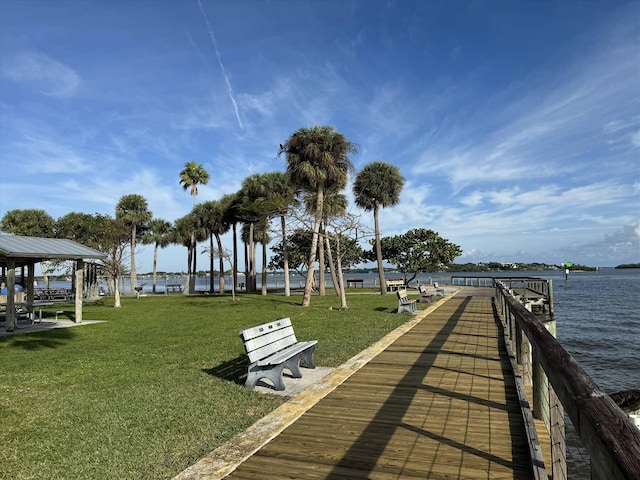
[225,289,536,479]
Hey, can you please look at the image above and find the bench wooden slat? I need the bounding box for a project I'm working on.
[242,325,296,353]
[247,334,297,364]
[240,317,292,341]
[258,340,318,367]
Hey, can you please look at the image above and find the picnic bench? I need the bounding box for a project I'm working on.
[166,283,183,294]
[239,317,317,391]
[396,289,417,314]
[346,278,364,288]
[386,279,405,292]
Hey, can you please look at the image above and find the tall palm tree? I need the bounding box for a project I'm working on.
[279,125,356,307]
[142,218,173,293]
[353,161,405,295]
[179,161,209,293]
[179,161,210,206]
[115,194,152,291]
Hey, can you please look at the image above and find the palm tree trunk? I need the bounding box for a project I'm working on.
[325,233,340,297]
[261,242,267,296]
[130,224,137,291]
[152,243,159,294]
[281,215,290,297]
[318,222,326,296]
[374,204,387,295]
[249,222,255,293]
[335,233,348,309]
[302,187,324,307]
[209,233,215,293]
[215,233,225,294]
[232,223,238,294]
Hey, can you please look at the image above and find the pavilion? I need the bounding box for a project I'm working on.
[0,235,106,332]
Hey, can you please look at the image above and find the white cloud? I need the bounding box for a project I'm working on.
[1,51,80,98]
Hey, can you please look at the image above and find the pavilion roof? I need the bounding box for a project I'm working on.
[0,235,106,267]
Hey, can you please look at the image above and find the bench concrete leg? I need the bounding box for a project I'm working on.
[299,344,317,369]
[398,302,417,314]
[245,363,287,391]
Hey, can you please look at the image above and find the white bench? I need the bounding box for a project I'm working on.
[239,317,317,391]
[397,289,417,314]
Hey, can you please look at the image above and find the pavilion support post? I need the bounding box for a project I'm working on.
[26,261,35,303]
[75,259,84,323]
[5,260,16,332]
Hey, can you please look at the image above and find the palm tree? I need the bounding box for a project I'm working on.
[179,161,210,206]
[279,125,356,307]
[115,194,152,291]
[142,218,173,293]
[353,161,405,295]
[196,200,230,293]
[179,161,209,292]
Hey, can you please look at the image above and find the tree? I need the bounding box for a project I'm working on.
[115,194,152,292]
[221,192,243,297]
[195,200,229,293]
[279,125,357,306]
[353,161,405,295]
[270,229,362,280]
[303,189,348,297]
[91,214,130,308]
[257,172,298,296]
[377,228,462,285]
[179,161,210,206]
[0,209,55,237]
[179,161,210,293]
[142,218,173,293]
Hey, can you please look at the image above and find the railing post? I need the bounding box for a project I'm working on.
[533,318,566,480]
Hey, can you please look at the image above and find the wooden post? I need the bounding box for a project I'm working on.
[549,384,566,480]
[75,259,84,323]
[6,260,16,332]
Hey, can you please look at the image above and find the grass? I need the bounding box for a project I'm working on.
[0,290,420,479]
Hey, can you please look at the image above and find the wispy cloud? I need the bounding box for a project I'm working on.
[0,50,80,98]
[196,0,243,130]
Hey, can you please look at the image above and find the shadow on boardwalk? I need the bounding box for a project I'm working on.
[181,289,535,479]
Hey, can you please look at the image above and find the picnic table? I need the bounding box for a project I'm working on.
[1,301,55,324]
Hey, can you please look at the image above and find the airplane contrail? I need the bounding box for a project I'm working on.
[197,0,243,129]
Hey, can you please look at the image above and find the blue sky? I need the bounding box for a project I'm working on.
[1,0,638,272]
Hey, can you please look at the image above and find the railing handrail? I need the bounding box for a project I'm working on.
[495,281,640,480]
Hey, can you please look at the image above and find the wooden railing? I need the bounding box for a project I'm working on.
[495,280,640,480]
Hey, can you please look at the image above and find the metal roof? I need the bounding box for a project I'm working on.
[0,235,106,266]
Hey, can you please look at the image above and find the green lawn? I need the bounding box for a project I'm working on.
[0,291,417,479]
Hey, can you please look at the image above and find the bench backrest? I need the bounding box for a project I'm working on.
[239,318,298,364]
[397,289,410,301]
